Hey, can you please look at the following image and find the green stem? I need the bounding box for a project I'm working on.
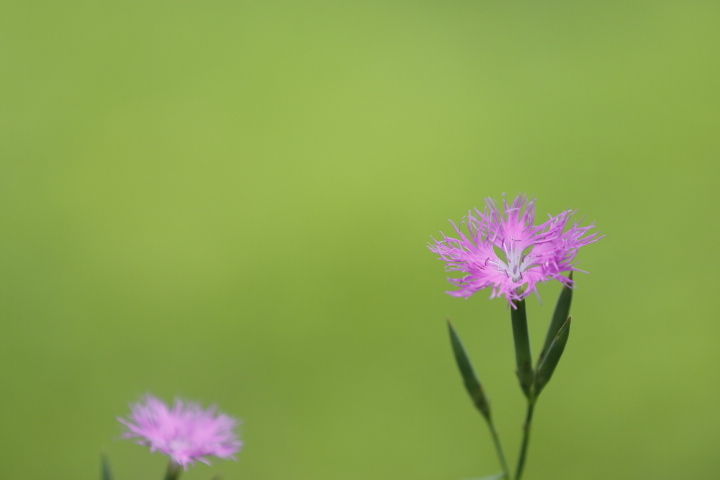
[487,418,510,479]
[515,401,536,480]
[510,300,533,399]
[164,461,182,480]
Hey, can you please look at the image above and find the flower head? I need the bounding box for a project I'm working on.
[430,194,601,306]
[119,394,242,469]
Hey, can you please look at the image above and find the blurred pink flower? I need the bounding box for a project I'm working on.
[119,394,242,469]
[430,194,601,306]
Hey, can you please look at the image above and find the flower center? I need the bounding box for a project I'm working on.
[492,239,534,283]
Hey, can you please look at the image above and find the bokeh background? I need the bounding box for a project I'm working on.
[2,2,719,479]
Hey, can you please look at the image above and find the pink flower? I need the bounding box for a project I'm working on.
[119,395,242,468]
[430,194,601,306]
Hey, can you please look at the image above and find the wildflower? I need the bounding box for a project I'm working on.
[119,394,242,469]
[430,194,600,305]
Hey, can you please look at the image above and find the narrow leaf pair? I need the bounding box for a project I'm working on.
[535,274,573,397]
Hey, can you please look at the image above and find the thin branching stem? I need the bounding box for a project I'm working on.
[514,400,536,480]
[487,418,510,479]
[164,461,182,480]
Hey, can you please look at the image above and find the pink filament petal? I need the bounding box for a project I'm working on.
[429,194,602,307]
[119,394,242,469]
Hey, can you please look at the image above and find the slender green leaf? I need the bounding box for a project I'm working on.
[539,273,573,365]
[534,316,571,396]
[510,299,534,399]
[447,320,491,421]
[101,455,113,480]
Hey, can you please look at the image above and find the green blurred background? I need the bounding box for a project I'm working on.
[1,1,719,479]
